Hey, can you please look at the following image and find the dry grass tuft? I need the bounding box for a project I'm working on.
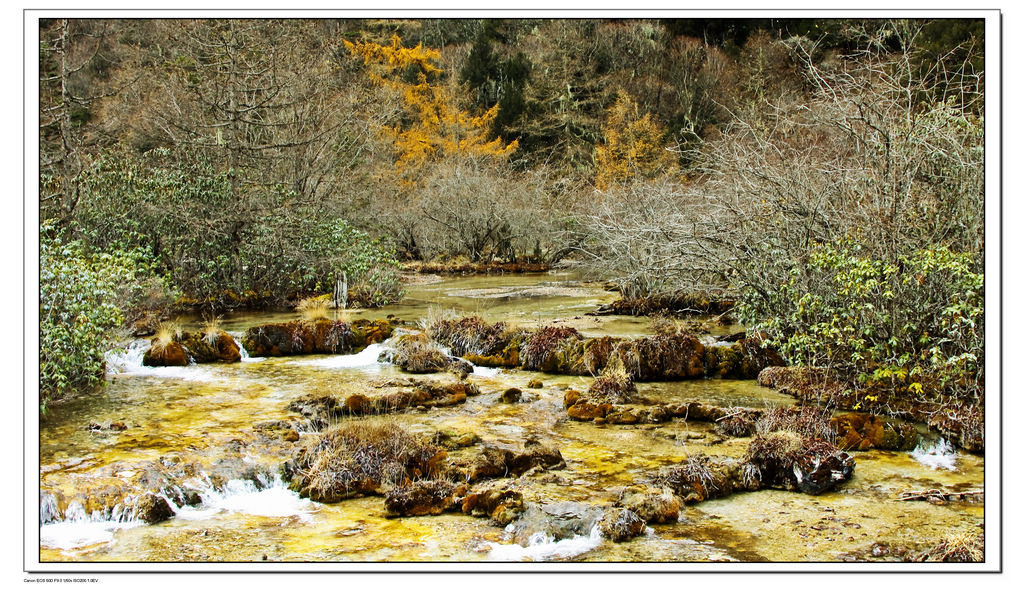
[289,419,446,502]
[918,532,984,562]
[755,405,835,443]
[201,315,222,345]
[587,366,636,404]
[153,320,182,349]
[520,325,581,369]
[296,295,331,322]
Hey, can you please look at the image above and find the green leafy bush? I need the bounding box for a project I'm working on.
[71,148,404,308]
[738,242,983,402]
[39,226,164,409]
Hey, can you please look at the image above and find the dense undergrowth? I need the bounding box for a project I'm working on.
[38,17,985,415]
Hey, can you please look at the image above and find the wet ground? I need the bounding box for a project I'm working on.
[37,272,984,564]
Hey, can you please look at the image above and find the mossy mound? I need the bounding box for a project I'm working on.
[180,330,241,363]
[142,341,189,367]
[381,332,472,375]
[832,413,919,451]
[241,318,396,357]
[284,422,448,503]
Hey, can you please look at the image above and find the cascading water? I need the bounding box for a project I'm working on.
[38,272,985,563]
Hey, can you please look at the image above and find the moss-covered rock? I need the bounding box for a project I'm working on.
[381,332,472,376]
[383,480,467,517]
[241,318,396,357]
[142,341,189,367]
[606,333,706,380]
[832,413,919,451]
[599,508,647,542]
[180,330,241,363]
[284,422,447,503]
[460,438,565,482]
[461,480,525,526]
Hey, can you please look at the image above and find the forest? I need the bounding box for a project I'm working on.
[36,16,988,565]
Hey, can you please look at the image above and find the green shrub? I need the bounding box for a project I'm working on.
[71,147,404,308]
[39,225,164,410]
[738,242,983,402]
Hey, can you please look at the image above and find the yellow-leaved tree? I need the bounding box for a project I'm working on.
[345,34,518,177]
[594,92,676,189]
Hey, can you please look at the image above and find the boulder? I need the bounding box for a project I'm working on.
[832,413,919,451]
[461,480,526,525]
[383,480,467,517]
[507,502,604,544]
[500,388,523,403]
[284,422,447,503]
[142,341,189,367]
[621,488,679,524]
[181,330,241,363]
[132,493,175,524]
[241,318,395,357]
[599,508,647,542]
[381,332,473,376]
[463,439,564,482]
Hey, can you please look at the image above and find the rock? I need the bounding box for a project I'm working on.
[527,379,543,389]
[715,413,757,437]
[181,330,241,363]
[599,508,646,542]
[500,388,523,403]
[286,393,341,428]
[586,370,637,405]
[520,326,587,373]
[87,421,128,432]
[653,454,750,504]
[285,422,447,503]
[605,409,640,425]
[241,318,395,357]
[745,431,855,495]
[566,402,611,422]
[133,493,174,524]
[383,480,467,517]
[621,489,679,524]
[382,332,473,376]
[431,430,481,449]
[142,341,189,367]
[606,333,706,381]
[463,440,564,482]
[928,406,984,453]
[832,413,919,451]
[508,502,604,544]
[461,480,525,525]
[737,338,785,378]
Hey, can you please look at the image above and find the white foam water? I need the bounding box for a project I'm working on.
[911,438,959,470]
[39,501,143,550]
[173,475,314,521]
[291,343,387,371]
[469,363,501,377]
[485,526,603,561]
[234,337,264,363]
[104,341,215,382]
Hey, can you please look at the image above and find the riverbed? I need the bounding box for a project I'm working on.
[37,272,984,564]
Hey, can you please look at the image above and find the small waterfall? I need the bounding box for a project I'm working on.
[292,343,389,370]
[234,336,263,363]
[39,500,143,551]
[104,340,215,381]
[485,525,603,561]
[39,493,61,524]
[911,437,959,470]
[173,474,314,521]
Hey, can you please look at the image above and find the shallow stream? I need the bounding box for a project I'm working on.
[38,272,984,563]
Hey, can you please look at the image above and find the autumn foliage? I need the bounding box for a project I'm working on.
[345,34,518,176]
[594,93,676,189]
